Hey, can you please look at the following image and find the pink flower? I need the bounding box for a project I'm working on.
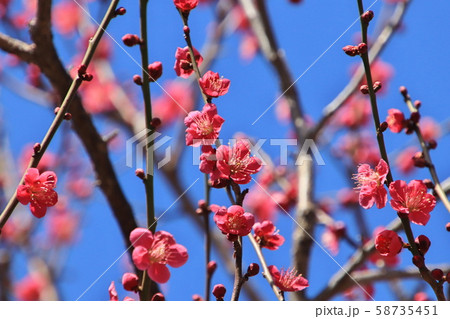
[268,265,309,292]
[239,32,259,61]
[389,180,436,226]
[153,81,194,127]
[253,221,285,250]
[336,132,380,166]
[184,103,224,146]
[386,108,405,133]
[109,281,119,301]
[174,0,199,11]
[420,117,441,142]
[212,205,255,236]
[16,168,58,218]
[216,140,262,184]
[244,189,277,221]
[122,273,139,292]
[174,46,203,78]
[395,146,418,175]
[14,274,46,301]
[46,208,78,245]
[374,229,403,257]
[53,0,81,35]
[353,159,389,209]
[414,292,429,301]
[336,95,371,129]
[130,228,188,284]
[321,222,346,256]
[199,71,230,98]
[369,227,400,267]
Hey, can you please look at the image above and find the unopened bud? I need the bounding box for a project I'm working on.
[207,261,217,276]
[414,100,422,109]
[122,273,139,292]
[373,81,382,93]
[410,111,420,124]
[133,75,143,85]
[412,152,427,168]
[114,7,126,16]
[54,107,60,114]
[342,45,359,57]
[77,64,87,76]
[423,179,434,189]
[379,121,388,133]
[360,84,369,94]
[361,10,374,24]
[183,26,190,34]
[431,269,444,281]
[415,235,431,255]
[64,112,72,120]
[412,255,425,268]
[446,223,450,232]
[192,294,204,301]
[357,43,368,55]
[135,168,145,180]
[428,139,437,150]
[33,143,41,154]
[150,117,162,129]
[212,284,226,300]
[246,263,260,277]
[399,86,408,97]
[82,73,93,81]
[151,293,165,301]
[122,34,142,47]
[148,61,163,82]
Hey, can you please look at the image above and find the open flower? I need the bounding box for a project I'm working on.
[174,46,203,78]
[212,205,255,236]
[16,168,58,218]
[268,265,309,292]
[374,229,403,257]
[216,140,262,184]
[199,70,230,98]
[253,221,284,250]
[174,0,199,11]
[130,228,188,284]
[184,103,224,146]
[386,108,405,133]
[389,180,436,226]
[353,159,389,209]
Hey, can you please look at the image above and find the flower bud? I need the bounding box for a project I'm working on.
[414,100,421,109]
[207,261,217,276]
[122,273,139,292]
[361,10,374,24]
[399,86,408,97]
[410,111,420,124]
[151,293,165,301]
[373,81,382,93]
[150,117,162,129]
[192,294,204,301]
[212,284,226,300]
[428,139,437,150]
[77,64,87,76]
[342,45,359,57]
[82,73,93,81]
[122,34,142,47]
[412,152,427,168]
[360,84,369,94]
[133,75,143,85]
[54,107,60,114]
[135,168,146,180]
[148,61,163,82]
[183,26,190,34]
[379,121,388,133]
[446,223,450,232]
[423,179,434,189]
[114,7,126,16]
[33,143,41,154]
[412,255,425,268]
[246,263,260,277]
[431,269,444,281]
[415,235,431,255]
[357,43,368,55]
[64,113,72,121]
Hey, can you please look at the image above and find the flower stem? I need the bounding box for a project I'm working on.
[0,0,121,233]
[231,236,243,301]
[356,0,446,301]
[402,93,450,213]
[247,234,284,301]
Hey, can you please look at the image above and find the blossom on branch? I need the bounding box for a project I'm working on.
[353,159,389,209]
[174,0,199,12]
[389,180,436,226]
[268,265,309,292]
[16,168,58,218]
[130,228,188,284]
[374,229,403,257]
[253,220,285,250]
[212,205,255,236]
[184,103,224,146]
[199,70,230,98]
[216,140,262,184]
[174,46,203,78]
